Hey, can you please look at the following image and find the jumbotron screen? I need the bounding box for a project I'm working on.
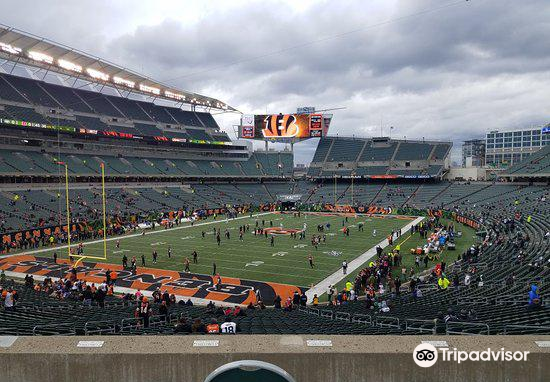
[239,113,329,141]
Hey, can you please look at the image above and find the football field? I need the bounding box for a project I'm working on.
[27,212,415,287]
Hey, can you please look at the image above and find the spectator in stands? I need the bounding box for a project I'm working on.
[82,285,93,306]
[299,293,307,306]
[206,318,220,334]
[273,295,282,309]
[159,301,168,322]
[327,285,334,303]
[174,318,192,334]
[312,294,319,306]
[4,287,15,311]
[437,275,450,289]
[206,301,216,313]
[95,286,106,308]
[284,297,292,311]
[528,284,541,309]
[220,316,237,334]
[191,318,206,334]
[138,297,151,328]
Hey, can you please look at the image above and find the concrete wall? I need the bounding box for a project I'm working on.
[446,167,486,181]
[1,335,549,382]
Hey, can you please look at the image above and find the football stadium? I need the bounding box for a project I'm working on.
[0,1,549,381]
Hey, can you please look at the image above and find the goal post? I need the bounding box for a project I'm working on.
[72,163,108,267]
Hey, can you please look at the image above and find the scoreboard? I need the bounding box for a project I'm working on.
[239,113,331,141]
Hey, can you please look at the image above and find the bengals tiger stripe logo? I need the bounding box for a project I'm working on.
[262,114,300,138]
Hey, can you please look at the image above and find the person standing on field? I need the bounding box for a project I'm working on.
[184,257,190,273]
[308,254,315,268]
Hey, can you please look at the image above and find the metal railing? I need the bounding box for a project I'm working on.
[457,297,489,305]
[446,321,490,335]
[33,322,76,336]
[320,310,334,319]
[335,312,351,322]
[374,316,400,328]
[120,317,143,332]
[351,314,372,325]
[503,325,550,335]
[84,320,117,335]
[404,319,436,334]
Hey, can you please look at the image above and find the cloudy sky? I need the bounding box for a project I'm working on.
[2,0,549,165]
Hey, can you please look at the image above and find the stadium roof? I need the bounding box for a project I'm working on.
[0,24,237,112]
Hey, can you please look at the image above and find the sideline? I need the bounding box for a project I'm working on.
[305,216,425,302]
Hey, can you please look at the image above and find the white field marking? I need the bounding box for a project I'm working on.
[245,261,264,267]
[305,216,424,302]
[150,242,167,246]
[1,211,274,259]
[112,249,130,254]
[180,263,318,282]
[180,236,195,240]
[272,252,288,257]
[326,233,336,236]
[293,244,308,248]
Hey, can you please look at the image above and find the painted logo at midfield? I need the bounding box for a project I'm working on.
[263,227,302,235]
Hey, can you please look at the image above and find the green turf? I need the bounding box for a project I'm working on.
[27,212,413,287]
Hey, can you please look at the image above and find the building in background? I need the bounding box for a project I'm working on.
[462,139,486,167]
[485,125,549,167]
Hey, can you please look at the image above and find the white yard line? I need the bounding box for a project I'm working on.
[1,212,273,259]
[305,216,424,302]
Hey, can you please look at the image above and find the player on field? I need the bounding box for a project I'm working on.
[308,254,315,268]
[184,257,190,273]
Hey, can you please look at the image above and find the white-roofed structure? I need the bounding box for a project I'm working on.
[0,24,237,112]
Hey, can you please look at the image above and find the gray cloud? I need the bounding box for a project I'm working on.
[1,0,549,165]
